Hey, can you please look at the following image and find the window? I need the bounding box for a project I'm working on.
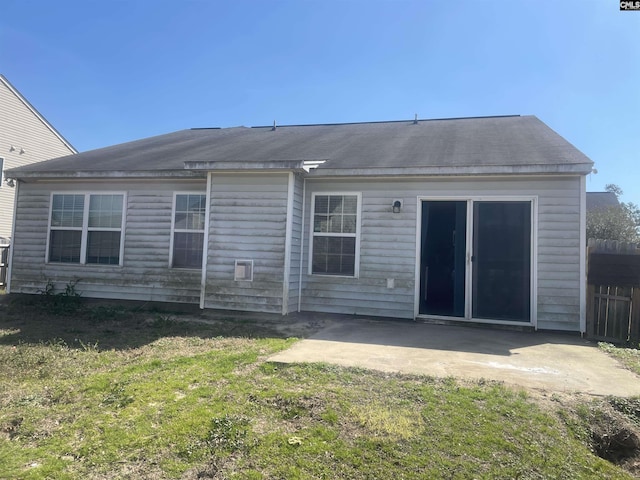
[171,193,206,268]
[48,193,125,265]
[0,157,4,187]
[311,193,360,276]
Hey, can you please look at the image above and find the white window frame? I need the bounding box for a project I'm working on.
[308,192,362,278]
[46,192,127,266]
[169,191,207,269]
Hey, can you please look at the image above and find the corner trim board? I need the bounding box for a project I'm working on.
[282,172,295,315]
[199,172,212,309]
[579,175,587,333]
[6,180,19,293]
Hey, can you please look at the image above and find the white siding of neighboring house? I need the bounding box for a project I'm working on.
[0,79,75,240]
[10,179,206,303]
[203,173,289,313]
[300,176,582,331]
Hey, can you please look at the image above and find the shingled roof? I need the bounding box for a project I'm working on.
[586,192,620,212]
[7,115,594,179]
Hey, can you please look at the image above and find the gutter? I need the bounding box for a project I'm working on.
[6,162,594,182]
[306,164,595,177]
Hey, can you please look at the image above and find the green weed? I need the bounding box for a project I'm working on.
[600,342,640,376]
[37,279,82,315]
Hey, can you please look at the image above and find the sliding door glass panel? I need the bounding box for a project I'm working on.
[419,201,467,317]
[472,202,531,321]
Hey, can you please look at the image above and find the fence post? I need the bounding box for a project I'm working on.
[630,287,640,346]
[586,283,595,338]
[0,244,8,289]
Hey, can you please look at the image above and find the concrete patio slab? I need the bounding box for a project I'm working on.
[269,316,640,396]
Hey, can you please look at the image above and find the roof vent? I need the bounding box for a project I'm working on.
[413,114,418,125]
[272,120,277,131]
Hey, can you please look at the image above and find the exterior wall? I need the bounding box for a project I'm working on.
[10,179,205,303]
[0,79,75,240]
[9,172,584,331]
[300,176,583,331]
[203,173,289,313]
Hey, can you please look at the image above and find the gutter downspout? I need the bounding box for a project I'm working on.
[199,172,212,309]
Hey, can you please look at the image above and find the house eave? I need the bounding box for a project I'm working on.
[5,162,594,181]
[308,163,594,177]
[5,170,207,181]
[183,160,304,171]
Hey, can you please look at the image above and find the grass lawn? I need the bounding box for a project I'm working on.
[0,296,637,479]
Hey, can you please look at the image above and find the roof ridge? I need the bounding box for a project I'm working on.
[250,115,522,129]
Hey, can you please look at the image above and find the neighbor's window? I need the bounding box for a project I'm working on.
[48,193,125,265]
[311,193,360,276]
[172,193,206,268]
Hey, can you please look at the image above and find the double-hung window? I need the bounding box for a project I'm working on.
[48,193,125,265]
[171,193,206,269]
[311,193,360,276]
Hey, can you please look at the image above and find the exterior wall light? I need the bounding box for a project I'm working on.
[392,199,402,213]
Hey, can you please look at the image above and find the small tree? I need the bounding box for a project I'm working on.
[586,184,640,243]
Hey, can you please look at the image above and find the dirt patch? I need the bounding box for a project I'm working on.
[543,393,640,477]
[591,399,640,476]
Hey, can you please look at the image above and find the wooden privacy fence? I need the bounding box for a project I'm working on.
[587,239,640,345]
[0,244,8,289]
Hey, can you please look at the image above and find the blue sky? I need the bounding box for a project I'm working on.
[2,1,639,204]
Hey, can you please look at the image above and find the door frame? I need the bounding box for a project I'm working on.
[414,195,538,328]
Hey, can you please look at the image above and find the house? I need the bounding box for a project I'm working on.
[0,74,77,244]
[5,115,593,332]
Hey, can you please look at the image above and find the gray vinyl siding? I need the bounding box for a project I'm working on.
[0,80,75,240]
[10,171,584,331]
[10,179,205,303]
[301,176,583,331]
[203,173,289,313]
[286,173,304,313]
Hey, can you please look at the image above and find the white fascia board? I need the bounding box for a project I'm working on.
[307,164,594,177]
[6,170,207,180]
[184,160,304,170]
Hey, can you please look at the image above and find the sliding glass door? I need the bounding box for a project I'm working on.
[419,201,467,317]
[472,202,531,322]
[419,199,532,323]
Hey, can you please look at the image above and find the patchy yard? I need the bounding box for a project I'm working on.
[0,296,638,479]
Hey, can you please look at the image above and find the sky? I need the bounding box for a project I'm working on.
[2,0,639,205]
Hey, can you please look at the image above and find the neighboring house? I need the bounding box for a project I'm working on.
[0,74,76,243]
[5,115,593,332]
[586,191,619,212]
